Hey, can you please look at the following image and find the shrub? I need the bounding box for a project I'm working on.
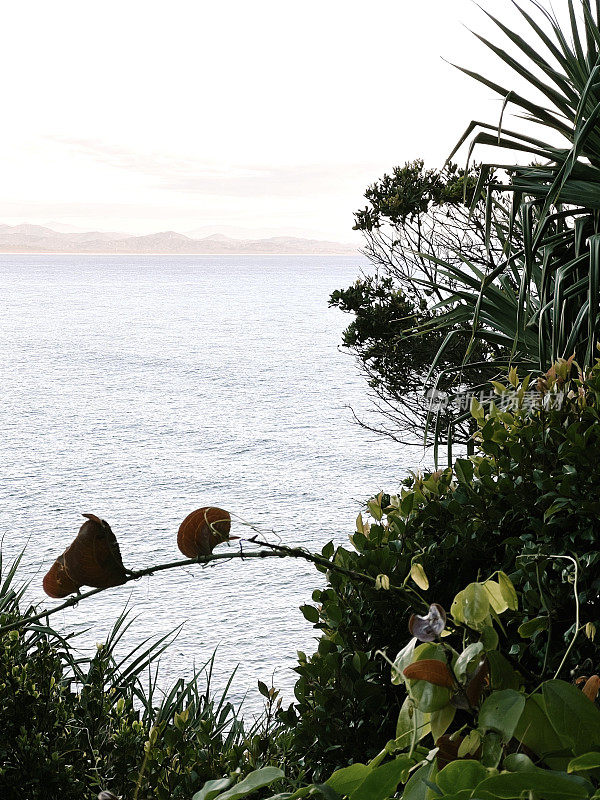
[284,357,600,776]
[260,567,600,800]
[0,555,287,799]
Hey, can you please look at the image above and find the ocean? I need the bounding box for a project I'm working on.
[0,254,423,718]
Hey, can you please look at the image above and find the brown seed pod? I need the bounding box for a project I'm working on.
[42,553,80,598]
[63,514,127,589]
[465,656,489,706]
[42,514,127,598]
[177,507,234,557]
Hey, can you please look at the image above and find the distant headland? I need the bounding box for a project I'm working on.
[0,224,358,256]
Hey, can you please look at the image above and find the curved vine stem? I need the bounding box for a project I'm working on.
[244,535,424,608]
[0,534,422,636]
[0,550,284,635]
[517,552,580,684]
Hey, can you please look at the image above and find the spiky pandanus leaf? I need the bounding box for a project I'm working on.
[417,1,600,456]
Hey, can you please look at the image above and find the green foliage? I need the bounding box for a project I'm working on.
[329,276,426,398]
[281,525,415,779]
[418,0,600,414]
[262,564,600,800]
[335,2,600,449]
[331,157,508,445]
[361,569,600,799]
[284,357,600,777]
[329,275,495,445]
[192,766,285,800]
[0,553,290,800]
[353,160,476,231]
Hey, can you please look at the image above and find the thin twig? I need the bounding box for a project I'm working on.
[245,535,424,608]
[0,550,285,635]
[517,552,580,682]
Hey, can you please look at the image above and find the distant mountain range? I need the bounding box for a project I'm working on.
[0,224,358,255]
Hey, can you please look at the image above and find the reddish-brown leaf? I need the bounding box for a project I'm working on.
[403,659,454,688]
[582,675,600,702]
[465,656,489,706]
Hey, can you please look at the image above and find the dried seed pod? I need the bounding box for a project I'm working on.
[63,514,127,589]
[42,552,79,598]
[42,514,127,598]
[177,507,234,557]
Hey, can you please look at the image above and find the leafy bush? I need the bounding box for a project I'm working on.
[284,357,600,777]
[330,161,506,446]
[0,553,288,800]
[260,568,600,800]
[280,532,415,778]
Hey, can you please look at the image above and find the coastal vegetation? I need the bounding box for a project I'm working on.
[5,1,600,798]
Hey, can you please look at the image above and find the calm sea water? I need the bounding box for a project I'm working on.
[0,254,424,718]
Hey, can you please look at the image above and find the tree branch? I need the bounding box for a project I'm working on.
[0,550,285,635]
[1,534,427,636]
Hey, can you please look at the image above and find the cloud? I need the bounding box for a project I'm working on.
[45,136,381,198]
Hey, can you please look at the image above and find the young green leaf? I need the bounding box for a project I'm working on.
[410,563,429,591]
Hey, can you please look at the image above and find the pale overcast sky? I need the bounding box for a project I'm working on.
[0,1,569,239]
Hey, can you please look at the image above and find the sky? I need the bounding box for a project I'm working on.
[0,0,570,240]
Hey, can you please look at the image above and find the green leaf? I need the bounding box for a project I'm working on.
[326,763,371,795]
[518,616,549,638]
[514,695,566,770]
[257,680,270,698]
[193,778,233,800]
[458,729,482,757]
[479,689,525,741]
[368,500,383,521]
[395,696,430,746]
[321,541,334,560]
[483,580,508,614]
[212,768,285,800]
[455,642,484,681]
[543,680,600,755]
[480,625,499,652]
[497,571,518,610]
[264,792,310,800]
[401,759,437,800]
[300,605,319,624]
[436,760,488,793]
[473,770,592,799]
[430,703,455,742]
[452,583,490,629]
[481,730,503,769]
[486,651,520,691]
[503,753,536,772]
[400,492,415,516]
[454,458,474,484]
[568,752,600,773]
[410,563,429,591]
[471,396,485,422]
[349,756,411,800]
